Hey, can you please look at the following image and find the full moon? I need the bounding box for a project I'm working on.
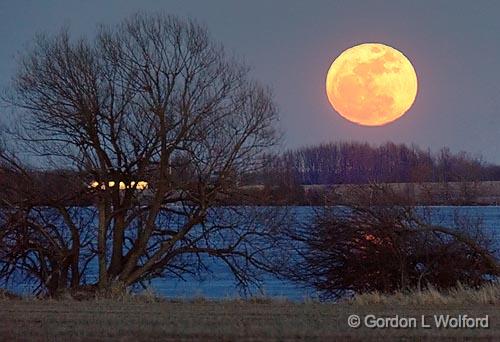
[326,43,418,126]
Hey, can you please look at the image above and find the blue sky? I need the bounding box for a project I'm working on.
[1,0,500,162]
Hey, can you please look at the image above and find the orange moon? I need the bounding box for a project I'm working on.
[326,43,418,126]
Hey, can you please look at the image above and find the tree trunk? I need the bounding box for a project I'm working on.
[97,198,108,289]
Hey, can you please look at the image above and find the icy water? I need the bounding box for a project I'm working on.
[142,206,500,300]
[7,206,500,300]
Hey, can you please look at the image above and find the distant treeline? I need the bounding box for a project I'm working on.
[3,141,500,207]
[248,142,500,186]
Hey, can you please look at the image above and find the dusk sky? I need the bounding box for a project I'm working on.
[2,1,500,162]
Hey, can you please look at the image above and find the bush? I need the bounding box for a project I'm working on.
[285,185,499,299]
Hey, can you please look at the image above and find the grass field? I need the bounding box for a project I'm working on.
[1,286,499,341]
[1,300,498,340]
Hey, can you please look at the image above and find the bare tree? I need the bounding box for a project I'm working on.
[262,141,493,187]
[0,153,96,296]
[0,12,281,296]
[283,185,499,300]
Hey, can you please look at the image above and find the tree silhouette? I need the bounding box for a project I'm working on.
[0,12,281,296]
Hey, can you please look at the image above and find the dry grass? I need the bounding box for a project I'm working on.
[351,283,500,306]
[1,285,499,341]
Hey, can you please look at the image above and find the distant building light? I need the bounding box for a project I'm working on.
[89,180,148,190]
[136,181,148,190]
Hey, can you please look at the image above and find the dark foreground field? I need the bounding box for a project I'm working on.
[1,295,499,341]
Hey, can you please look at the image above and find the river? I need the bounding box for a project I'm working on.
[6,206,500,300]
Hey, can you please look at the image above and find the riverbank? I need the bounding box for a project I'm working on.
[236,181,500,206]
[2,285,499,341]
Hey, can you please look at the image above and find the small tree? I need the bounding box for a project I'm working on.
[284,185,499,300]
[0,12,281,296]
